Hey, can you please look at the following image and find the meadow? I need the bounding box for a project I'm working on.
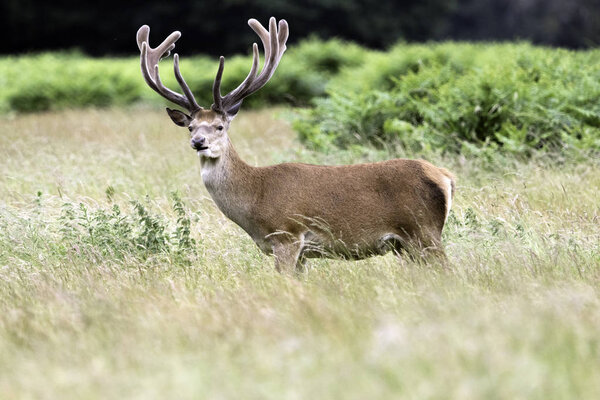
[1,106,599,399]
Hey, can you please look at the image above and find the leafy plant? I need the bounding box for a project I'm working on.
[295,42,600,156]
[57,193,198,263]
[0,38,370,113]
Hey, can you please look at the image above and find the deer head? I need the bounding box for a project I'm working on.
[137,18,288,158]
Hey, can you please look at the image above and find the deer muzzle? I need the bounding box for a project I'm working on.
[191,136,207,151]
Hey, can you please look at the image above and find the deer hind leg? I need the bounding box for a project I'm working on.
[377,233,410,267]
[386,229,447,265]
[378,233,404,255]
[420,244,447,266]
[412,229,448,265]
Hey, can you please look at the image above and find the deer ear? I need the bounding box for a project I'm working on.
[225,101,243,119]
[166,108,192,127]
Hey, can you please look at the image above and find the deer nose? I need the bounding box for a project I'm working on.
[191,137,206,150]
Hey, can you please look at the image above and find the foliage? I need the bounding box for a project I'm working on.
[57,192,198,264]
[3,40,600,157]
[295,42,600,156]
[0,38,365,113]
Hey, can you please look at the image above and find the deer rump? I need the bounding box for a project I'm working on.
[225,158,454,261]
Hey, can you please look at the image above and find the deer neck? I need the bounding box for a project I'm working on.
[199,139,257,225]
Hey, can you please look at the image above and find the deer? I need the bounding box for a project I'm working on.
[136,17,455,273]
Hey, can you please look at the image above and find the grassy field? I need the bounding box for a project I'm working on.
[1,107,599,399]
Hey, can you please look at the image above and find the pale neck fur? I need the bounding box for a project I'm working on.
[199,139,257,229]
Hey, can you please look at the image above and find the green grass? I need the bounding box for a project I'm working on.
[1,108,599,399]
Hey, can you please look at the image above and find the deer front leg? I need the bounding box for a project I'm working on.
[271,235,304,274]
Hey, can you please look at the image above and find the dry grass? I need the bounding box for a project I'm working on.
[0,108,599,399]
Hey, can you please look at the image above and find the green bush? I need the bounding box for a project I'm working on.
[58,192,197,263]
[4,40,600,156]
[0,53,143,113]
[296,42,600,156]
[0,38,368,113]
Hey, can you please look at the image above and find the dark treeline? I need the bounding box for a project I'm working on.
[2,0,599,56]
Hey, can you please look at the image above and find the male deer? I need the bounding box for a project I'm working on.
[136,18,455,272]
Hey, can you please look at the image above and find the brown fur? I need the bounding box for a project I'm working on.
[138,19,456,272]
[195,129,456,272]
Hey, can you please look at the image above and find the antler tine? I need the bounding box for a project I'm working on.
[278,19,289,52]
[174,54,200,111]
[140,42,160,93]
[213,17,289,113]
[250,18,272,65]
[140,42,189,107]
[212,57,225,112]
[137,25,200,113]
[152,65,182,101]
[212,43,260,111]
[245,17,280,94]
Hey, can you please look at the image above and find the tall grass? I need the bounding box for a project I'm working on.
[1,108,599,398]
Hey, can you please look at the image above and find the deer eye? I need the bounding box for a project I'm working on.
[188,126,194,132]
[217,125,224,131]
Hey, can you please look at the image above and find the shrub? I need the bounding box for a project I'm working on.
[0,38,370,113]
[58,193,197,263]
[0,53,144,113]
[295,42,600,156]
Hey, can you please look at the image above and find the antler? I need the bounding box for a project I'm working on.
[212,17,289,114]
[136,25,200,113]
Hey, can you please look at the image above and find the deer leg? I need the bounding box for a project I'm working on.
[271,237,304,273]
[391,241,409,268]
[295,252,307,273]
[415,230,449,267]
[421,245,448,266]
[377,233,409,266]
[387,228,446,265]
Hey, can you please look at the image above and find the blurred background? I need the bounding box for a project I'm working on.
[2,0,600,56]
[2,0,600,155]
